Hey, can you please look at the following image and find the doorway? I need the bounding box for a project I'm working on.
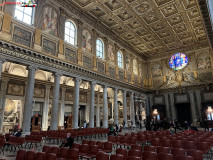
[176,103,191,126]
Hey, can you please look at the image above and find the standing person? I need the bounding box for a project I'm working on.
[100,119,103,127]
[60,133,74,148]
[83,120,87,128]
[204,119,209,131]
[122,120,126,129]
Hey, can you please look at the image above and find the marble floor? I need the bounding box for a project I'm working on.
[0,128,211,160]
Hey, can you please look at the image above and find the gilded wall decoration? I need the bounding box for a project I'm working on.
[133,58,138,75]
[118,70,124,80]
[7,84,24,96]
[79,94,87,103]
[13,26,31,47]
[65,92,73,101]
[125,55,131,72]
[34,88,45,98]
[199,72,213,82]
[108,44,114,63]
[42,7,58,36]
[42,38,56,56]
[65,48,77,63]
[197,55,212,69]
[82,30,92,53]
[109,67,115,77]
[152,64,162,78]
[83,55,92,69]
[97,61,105,73]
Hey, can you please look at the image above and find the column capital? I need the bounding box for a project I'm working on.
[45,85,51,90]
[188,90,194,94]
[0,59,6,64]
[90,81,96,86]
[114,87,118,91]
[54,72,62,77]
[74,77,81,82]
[102,84,108,88]
[123,89,127,93]
[195,90,201,94]
[27,65,37,71]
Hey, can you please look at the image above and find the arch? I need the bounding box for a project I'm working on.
[9,65,27,77]
[117,50,123,68]
[35,71,47,81]
[96,38,104,59]
[65,20,77,45]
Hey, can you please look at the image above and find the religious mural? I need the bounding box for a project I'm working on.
[197,55,212,69]
[43,7,58,36]
[133,58,138,75]
[108,44,114,63]
[82,30,92,53]
[152,64,162,78]
[125,55,131,72]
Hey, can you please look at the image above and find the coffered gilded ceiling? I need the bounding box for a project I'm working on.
[62,0,211,60]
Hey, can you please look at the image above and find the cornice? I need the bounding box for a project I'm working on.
[0,39,148,93]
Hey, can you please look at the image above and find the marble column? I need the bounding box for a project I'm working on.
[58,87,66,127]
[189,91,198,124]
[50,73,61,130]
[22,66,37,134]
[72,78,81,128]
[0,59,6,80]
[103,85,108,128]
[89,81,96,128]
[130,92,136,126]
[96,93,100,127]
[114,87,118,125]
[123,90,127,127]
[169,93,176,120]
[145,96,150,116]
[149,95,154,112]
[164,93,170,119]
[0,77,9,132]
[195,90,202,120]
[42,85,51,131]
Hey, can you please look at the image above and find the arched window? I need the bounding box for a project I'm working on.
[133,58,138,75]
[65,21,77,45]
[96,39,104,59]
[14,0,35,25]
[117,51,123,68]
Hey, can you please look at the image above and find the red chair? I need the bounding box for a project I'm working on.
[82,139,89,144]
[34,152,46,160]
[25,151,35,160]
[183,141,196,150]
[114,136,121,147]
[72,143,80,149]
[126,156,141,160]
[128,149,141,158]
[59,147,69,158]
[67,148,79,160]
[196,141,209,155]
[150,138,161,148]
[79,144,89,157]
[16,150,26,160]
[125,137,137,148]
[96,151,109,160]
[131,145,142,153]
[187,149,203,160]
[110,154,124,160]
[175,155,194,160]
[45,153,57,160]
[161,139,171,147]
[96,141,104,150]
[157,146,170,153]
[171,140,182,148]
[50,147,59,157]
[116,148,128,159]
[144,146,155,152]
[171,148,185,158]
[157,153,173,160]
[108,136,115,143]
[82,145,99,159]
[42,146,51,154]
[101,142,113,153]
[88,141,96,146]
[142,151,157,160]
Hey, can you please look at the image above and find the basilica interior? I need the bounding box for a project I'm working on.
[0,0,213,159]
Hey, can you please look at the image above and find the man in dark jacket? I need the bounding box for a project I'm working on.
[60,133,74,148]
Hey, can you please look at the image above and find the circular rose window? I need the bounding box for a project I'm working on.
[169,53,188,70]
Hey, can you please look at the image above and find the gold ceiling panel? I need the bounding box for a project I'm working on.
[66,0,210,60]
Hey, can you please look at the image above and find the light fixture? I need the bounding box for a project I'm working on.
[153,109,158,115]
[207,106,213,113]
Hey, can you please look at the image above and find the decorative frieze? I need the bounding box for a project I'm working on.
[42,38,57,56]
[65,48,77,63]
[12,26,32,47]
[83,55,92,69]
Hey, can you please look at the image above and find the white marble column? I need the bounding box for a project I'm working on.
[189,90,198,124]
[0,59,6,80]
[164,93,170,119]
[22,66,37,135]
[89,81,96,128]
[169,93,176,120]
[114,87,118,125]
[103,85,108,128]
[195,90,202,120]
[0,77,9,132]
[58,87,66,127]
[96,93,100,127]
[72,77,81,128]
[50,73,61,130]
[130,92,136,126]
[42,85,51,131]
[123,90,127,127]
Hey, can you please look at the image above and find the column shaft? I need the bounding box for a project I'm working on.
[189,91,197,124]
[123,90,127,126]
[103,85,108,128]
[145,97,150,117]
[114,88,118,125]
[195,90,202,120]
[72,78,80,128]
[42,85,51,131]
[96,94,100,127]
[89,82,95,128]
[164,93,170,119]
[130,92,136,126]
[0,59,6,80]
[169,93,176,120]
[22,66,36,134]
[58,88,66,127]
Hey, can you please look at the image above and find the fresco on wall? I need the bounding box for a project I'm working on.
[152,64,162,78]
[82,30,92,53]
[197,55,212,69]
[108,44,114,63]
[43,7,58,36]
[126,55,131,72]
[133,58,138,75]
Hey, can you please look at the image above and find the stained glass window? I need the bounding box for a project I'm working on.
[169,53,188,70]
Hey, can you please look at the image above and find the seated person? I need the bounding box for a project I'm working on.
[60,133,74,148]
[190,123,198,131]
[169,126,175,135]
[13,129,22,137]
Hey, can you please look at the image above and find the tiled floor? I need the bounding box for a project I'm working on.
[0,128,211,160]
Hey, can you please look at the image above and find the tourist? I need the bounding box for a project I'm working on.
[13,129,22,137]
[60,133,74,148]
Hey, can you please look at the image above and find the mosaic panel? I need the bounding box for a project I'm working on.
[13,26,31,47]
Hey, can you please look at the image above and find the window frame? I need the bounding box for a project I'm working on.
[14,0,35,25]
[64,20,77,46]
[96,38,104,59]
[117,51,123,68]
